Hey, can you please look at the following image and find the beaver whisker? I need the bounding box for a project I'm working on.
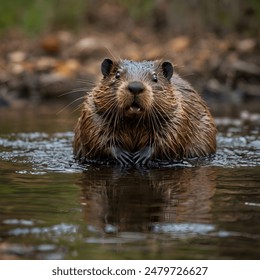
[58,87,90,98]
[57,96,86,115]
[150,92,174,119]
[149,104,171,130]
[100,100,124,149]
[93,91,117,113]
[149,105,187,159]
[71,102,86,114]
[76,78,97,85]
[103,102,121,126]
[149,110,162,133]
[110,108,123,146]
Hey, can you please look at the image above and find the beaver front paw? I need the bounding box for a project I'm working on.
[111,146,153,167]
[133,146,153,166]
[111,146,133,166]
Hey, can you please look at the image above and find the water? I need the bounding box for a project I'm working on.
[0,104,259,260]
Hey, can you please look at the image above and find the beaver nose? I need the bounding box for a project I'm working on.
[127,81,145,95]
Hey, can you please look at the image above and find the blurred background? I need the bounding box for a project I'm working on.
[0,0,259,115]
[0,1,260,261]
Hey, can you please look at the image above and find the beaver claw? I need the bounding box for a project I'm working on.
[111,146,133,166]
[111,146,153,166]
[133,146,153,166]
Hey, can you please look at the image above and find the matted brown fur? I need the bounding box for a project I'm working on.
[73,59,217,166]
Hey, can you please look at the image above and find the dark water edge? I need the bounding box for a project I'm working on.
[0,104,259,260]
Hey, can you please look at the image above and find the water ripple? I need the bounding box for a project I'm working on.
[0,120,259,173]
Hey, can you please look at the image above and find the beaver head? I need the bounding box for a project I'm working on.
[93,59,175,120]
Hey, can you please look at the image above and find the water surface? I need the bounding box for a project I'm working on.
[0,104,259,259]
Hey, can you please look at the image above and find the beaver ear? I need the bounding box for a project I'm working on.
[101,58,114,77]
[162,61,174,81]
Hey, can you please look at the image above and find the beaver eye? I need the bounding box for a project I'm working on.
[152,73,158,82]
[115,71,121,79]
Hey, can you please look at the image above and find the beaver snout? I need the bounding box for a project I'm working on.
[127,81,145,95]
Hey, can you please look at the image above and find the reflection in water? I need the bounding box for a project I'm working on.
[79,166,216,235]
[0,105,259,259]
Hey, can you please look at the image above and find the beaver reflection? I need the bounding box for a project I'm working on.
[79,166,216,233]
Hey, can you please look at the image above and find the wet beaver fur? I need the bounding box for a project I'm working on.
[73,58,217,166]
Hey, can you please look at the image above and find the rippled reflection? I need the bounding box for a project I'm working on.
[0,110,259,259]
[79,166,216,235]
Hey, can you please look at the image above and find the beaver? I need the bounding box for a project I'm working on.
[73,58,217,166]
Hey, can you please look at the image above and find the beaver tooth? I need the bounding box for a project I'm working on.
[130,101,142,111]
[130,106,141,111]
